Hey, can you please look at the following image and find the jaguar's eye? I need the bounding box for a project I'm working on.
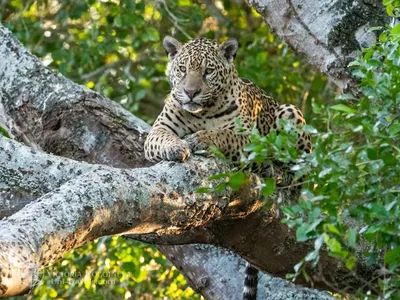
[179,65,186,73]
[205,68,214,75]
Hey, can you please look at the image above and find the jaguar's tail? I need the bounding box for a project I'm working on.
[243,262,258,300]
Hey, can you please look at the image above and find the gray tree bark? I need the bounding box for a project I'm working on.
[249,0,388,94]
[0,0,387,298]
[0,137,334,300]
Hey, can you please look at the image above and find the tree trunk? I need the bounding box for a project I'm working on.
[0,0,388,298]
[249,0,388,94]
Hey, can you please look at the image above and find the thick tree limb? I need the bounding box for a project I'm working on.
[0,136,267,297]
[159,245,335,300]
[0,137,339,299]
[248,0,388,93]
[0,137,94,217]
[0,24,150,168]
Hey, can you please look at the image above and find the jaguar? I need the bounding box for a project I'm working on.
[144,35,312,300]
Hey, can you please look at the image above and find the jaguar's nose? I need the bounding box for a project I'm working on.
[184,88,201,100]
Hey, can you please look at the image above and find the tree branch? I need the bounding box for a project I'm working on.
[0,136,265,297]
[0,137,95,218]
[158,245,336,300]
[0,24,150,168]
[0,136,338,299]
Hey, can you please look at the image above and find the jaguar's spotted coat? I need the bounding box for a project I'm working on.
[145,36,311,165]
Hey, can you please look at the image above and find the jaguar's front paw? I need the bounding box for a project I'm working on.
[164,140,191,162]
[184,132,212,156]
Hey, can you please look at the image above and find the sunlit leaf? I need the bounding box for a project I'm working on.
[262,177,275,197]
[330,104,357,114]
[228,171,246,191]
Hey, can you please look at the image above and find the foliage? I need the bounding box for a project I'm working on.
[1,0,332,299]
[0,127,9,138]
[288,15,400,298]
[31,237,196,300]
[205,2,400,298]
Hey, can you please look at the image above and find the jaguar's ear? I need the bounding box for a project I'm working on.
[219,38,239,63]
[163,36,182,61]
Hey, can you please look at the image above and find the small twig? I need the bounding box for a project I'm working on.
[276,180,310,190]
[160,0,192,40]
[355,160,381,167]
[80,59,128,80]
[123,62,136,82]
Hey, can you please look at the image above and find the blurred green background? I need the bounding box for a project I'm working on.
[1,0,334,299]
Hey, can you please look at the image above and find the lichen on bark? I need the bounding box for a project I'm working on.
[327,0,387,55]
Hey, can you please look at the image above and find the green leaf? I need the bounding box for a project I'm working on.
[382,151,397,166]
[209,146,226,159]
[215,182,227,193]
[293,261,303,273]
[208,173,228,181]
[347,229,357,248]
[347,60,360,67]
[285,273,295,279]
[0,126,9,138]
[281,206,296,218]
[330,104,357,114]
[262,178,276,197]
[365,225,380,241]
[305,250,318,262]
[143,27,160,42]
[312,233,323,249]
[384,247,400,265]
[122,261,136,273]
[386,3,395,15]
[368,26,384,32]
[345,255,357,270]
[390,24,400,36]
[366,148,377,160]
[324,224,341,235]
[352,69,366,78]
[324,235,342,252]
[228,171,245,191]
[135,89,146,101]
[296,224,309,242]
[388,122,400,136]
[196,187,210,194]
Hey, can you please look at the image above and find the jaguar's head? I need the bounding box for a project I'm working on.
[164,36,239,114]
